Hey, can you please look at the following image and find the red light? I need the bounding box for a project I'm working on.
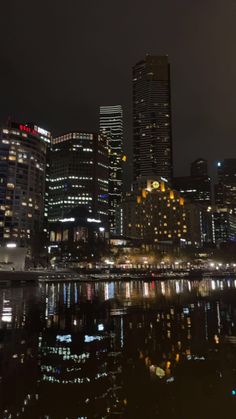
[19,124,38,136]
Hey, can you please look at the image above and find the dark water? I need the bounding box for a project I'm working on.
[1,278,236,418]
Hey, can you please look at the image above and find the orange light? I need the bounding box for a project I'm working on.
[180,197,184,206]
[161,182,166,192]
[137,196,141,204]
[170,190,174,200]
[142,189,147,198]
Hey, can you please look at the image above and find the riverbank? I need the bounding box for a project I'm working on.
[0,268,236,285]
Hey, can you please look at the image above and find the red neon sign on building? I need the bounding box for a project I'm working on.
[19,124,38,136]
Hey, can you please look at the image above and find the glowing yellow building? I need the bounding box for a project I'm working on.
[122,178,187,245]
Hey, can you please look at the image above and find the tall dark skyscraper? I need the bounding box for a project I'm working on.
[133,55,173,182]
[215,159,236,214]
[99,105,123,235]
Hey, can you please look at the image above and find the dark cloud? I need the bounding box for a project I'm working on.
[1,0,236,185]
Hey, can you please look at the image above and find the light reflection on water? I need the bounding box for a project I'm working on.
[1,278,236,418]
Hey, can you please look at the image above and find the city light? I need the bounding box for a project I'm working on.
[105,259,114,265]
[56,335,72,343]
[87,218,101,223]
[6,243,17,248]
[98,323,104,331]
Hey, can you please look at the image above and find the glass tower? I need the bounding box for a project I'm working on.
[100,105,123,235]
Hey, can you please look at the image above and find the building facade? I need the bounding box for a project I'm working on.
[173,158,211,206]
[215,159,236,214]
[49,132,109,228]
[133,55,173,182]
[173,175,211,206]
[213,207,236,244]
[48,207,106,263]
[0,122,49,246]
[122,178,187,245]
[185,203,214,247]
[99,105,123,235]
[122,178,214,248]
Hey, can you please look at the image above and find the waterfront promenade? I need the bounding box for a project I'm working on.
[0,267,236,284]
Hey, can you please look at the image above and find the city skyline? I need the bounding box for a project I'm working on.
[1,0,236,182]
[2,3,236,417]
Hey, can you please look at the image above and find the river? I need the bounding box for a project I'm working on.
[1,278,236,418]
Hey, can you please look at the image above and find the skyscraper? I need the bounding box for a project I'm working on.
[133,55,173,182]
[215,159,236,214]
[0,122,49,246]
[100,105,123,235]
[49,132,109,227]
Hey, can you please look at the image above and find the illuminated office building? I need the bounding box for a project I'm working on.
[133,55,173,182]
[100,105,123,235]
[0,122,49,246]
[49,132,109,227]
[213,207,236,244]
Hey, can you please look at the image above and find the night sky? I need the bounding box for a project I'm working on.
[1,0,236,186]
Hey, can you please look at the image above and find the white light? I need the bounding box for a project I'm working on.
[6,243,17,248]
[2,315,12,322]
[34,125,51,138]
[87,218,101,223]
[99,227,105,232]
[59,217,75,223]
[56,335,72,343]
[105,259,114,265]
[84,335,104,343]
[98,323,104,331]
